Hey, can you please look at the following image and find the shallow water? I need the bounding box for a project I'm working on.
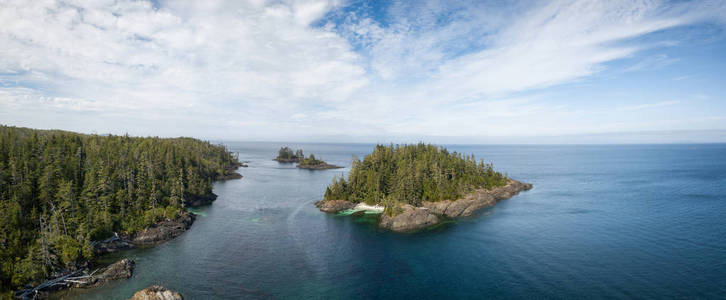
[66,143,726,299]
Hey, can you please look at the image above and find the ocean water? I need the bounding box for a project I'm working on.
[64,143,726,299]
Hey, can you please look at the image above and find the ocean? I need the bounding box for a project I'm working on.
[65,143,726,299]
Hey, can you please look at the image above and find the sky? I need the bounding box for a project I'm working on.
[1,0,725,144]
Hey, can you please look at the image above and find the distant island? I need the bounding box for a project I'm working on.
[297,154,343,170]
[274,146,304,162]
[314,143,532,232]
[0,126,241,297]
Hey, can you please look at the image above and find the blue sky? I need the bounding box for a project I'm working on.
[0,0,725,143]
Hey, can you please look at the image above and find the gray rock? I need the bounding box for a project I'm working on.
[131,213,195,246]
[128,285,184,300]
[379,204,440,232]
[75,258,135,288]
[314,200,356,213]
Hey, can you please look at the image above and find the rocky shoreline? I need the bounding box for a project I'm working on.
[316,179,532,232]
[274,157,301,163]
[18,161,243,298]
[297,163,344,170]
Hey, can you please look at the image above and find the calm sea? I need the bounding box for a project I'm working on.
[64,143,726,299]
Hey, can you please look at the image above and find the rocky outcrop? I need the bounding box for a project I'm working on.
[184,193,218,207]
[379,205,440,232]
[314,200,356,213]
[94,233,134,255]
[97,258,135,281]
[74,258,135,288]
[315,179,532,232]
[423,179,532,218]
[216,162,244,180]
[131,213,195,246]
[94,213,195,254]
[129,285,184,300]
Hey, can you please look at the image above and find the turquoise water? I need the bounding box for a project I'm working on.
[67,143,726,299]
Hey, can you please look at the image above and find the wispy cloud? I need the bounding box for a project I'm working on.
[619,100,681,111]
[0,0,724,141]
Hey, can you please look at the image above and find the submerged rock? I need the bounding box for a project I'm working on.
[129,285,184,300]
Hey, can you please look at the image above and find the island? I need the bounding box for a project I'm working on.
[0,125,242,298]
[297,154,343,170]
[274,146,304,162]
[314,143,532,232]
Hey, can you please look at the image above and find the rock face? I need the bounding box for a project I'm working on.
[314,200,356,213]
[131,213,195,246]
[379,205,440,232]
[315,179,532,232]
[129,285,184,300]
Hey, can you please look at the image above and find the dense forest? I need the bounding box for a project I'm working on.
[324,143,508,208]
[0,126,239,293]
[274,147,303,162]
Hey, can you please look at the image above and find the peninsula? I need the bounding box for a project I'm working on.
[0,126,242,297]
[314,143,532,232]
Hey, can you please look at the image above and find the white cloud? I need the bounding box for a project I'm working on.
[0,0,724,141]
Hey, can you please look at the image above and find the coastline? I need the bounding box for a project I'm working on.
[297,163,344,170]
[315,179,532,232]
[19,162,243,298]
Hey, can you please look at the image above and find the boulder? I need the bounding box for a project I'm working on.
[129,285,184,300]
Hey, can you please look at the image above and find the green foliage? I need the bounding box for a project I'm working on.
[298,154,326,166]
[0,125,238,292]
[324,143,508,207]
[276,146,304,160]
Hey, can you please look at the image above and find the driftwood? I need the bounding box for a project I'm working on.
[14,266,106,299]
[15,269,85,299]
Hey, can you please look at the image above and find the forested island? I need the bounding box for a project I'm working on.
[297,154,343,170]
[315,143,532,232]
[274,147,304,163]
[0,126,241,297]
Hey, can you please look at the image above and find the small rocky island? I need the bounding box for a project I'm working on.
[314,143,532,232]
[297,154,343,170]
[274,146,304,162]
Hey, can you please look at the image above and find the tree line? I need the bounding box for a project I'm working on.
[324,143,508,209]
[275,147,304,161]
[0,125,238,293]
